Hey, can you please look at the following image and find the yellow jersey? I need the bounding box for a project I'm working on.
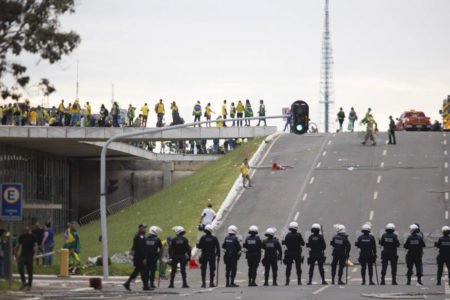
[240,163,249,176]
[237,102,244,113]
[141,105,149,116]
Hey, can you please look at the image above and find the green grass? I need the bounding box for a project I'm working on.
[47,137,264,275]
[0,279,22,291]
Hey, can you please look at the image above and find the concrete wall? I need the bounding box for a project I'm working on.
[72,159,209,217]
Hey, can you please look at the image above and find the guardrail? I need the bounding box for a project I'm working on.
[78,196,135,226]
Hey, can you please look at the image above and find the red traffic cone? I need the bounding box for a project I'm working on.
[272,163,284,170]
[188,258,200,269]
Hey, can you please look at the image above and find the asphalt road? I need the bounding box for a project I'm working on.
[9,131,450,299]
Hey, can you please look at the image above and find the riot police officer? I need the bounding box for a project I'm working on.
[262,227,282,286]
[282,221,305,285]
[306,223,327,285]
[145,226,163,289]
[243,225,262,287]
[435,225,450,285]
[355,223,376,285]
[222,225,241,287]
[330,224,351,285]
[168,226,191,288]
[404,224,426,285]
[197,224,220,288]
[379,223,400,285]
[123,224,149,291]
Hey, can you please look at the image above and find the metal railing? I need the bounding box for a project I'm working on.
[78,196,134,226]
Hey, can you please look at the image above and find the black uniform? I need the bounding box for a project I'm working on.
[222,234,241,287]
[17,232,37,288]
[169,235,191,288]
[435,234,450,285]
[262,236,282,286]
[306,232,327,284]
[355,232,377,284]
[282,230,305,285]
[388,118,396,144]
[125,231,149,290]
[197,233,220,287]
[404,232,426,284]
[379,230,400,284]
[330,233,351,284]
[243,234,262,286]
[145,235,163,288]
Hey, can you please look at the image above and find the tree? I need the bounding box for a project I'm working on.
[0,0,80,101]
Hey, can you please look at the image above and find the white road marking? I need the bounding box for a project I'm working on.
[445,150,448,156]
[316,161,322,168]
[332,133,336,137]
[382,149,387,156]
[369,210,374,221]
[310,177,315,185]
[322,151,327,157]
[446,176,449,184]
[373,191,378,200]
[385,140,389,145]
[445,133,447,137]
[302,193,308,201]
[446,211,449,220]
[380,162,385,168]
[377,175,382,184]
[352,267,358,273]
[446,162,448,169]
[446,192,449,201]
[312,285,330,295]
[445,140,448,145]
[294,211,300,221]
[328,140,332,146]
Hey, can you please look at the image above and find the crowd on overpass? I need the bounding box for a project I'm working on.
[0,98,268,128]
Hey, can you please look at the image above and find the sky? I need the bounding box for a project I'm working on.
[12,0,450,131]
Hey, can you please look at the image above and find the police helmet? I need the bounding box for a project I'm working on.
[336,224,346,234]
[361,223,371,232]
[409,224,419,233]
[172,226,185,235]
[148,226,162,236]
[442,225,450,234]
[289,221,299,231]
[228,225,238,235]
[248,225,259,234]
[385,223,395,231]
[265,227,276,237]
[204,224,214,233]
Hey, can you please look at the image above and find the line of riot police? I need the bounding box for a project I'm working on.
[123,221,450,290]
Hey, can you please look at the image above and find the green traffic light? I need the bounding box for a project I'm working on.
[296,124,303,131]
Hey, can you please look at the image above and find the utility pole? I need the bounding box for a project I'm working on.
[320,0,334,133]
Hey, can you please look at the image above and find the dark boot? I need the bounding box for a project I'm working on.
[230,277,239,287]
[417,276,423,285]
[252,279,258,286]
[320,270,328,284]
[182,280,190,288]
[437,278,441,286]
[201,275,206,288]
[307,276,312,285]
[338,276,345,285]
[248,277,252,287]
[210,274,215,287]
[168,281,174,288]
[226,277,230,287]
[380,276,385,285]
[331,277,335,285]
[285,276,289,286]
[123,280,131,291]
[392,276,398,285]
[406,276,411,285]
[297,277,302,285]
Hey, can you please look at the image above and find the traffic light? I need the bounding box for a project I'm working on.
[107,179,119,195]
[291,100,309,134]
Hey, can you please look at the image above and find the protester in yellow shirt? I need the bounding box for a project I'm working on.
[236,100,244,127]
[140,103,149,127]
[29,109,37,126]
[240,158,251,188]
[205,103,214,127]
[155,99,165,127]
[221,100,227,127]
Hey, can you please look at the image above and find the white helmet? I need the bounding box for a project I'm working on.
[362,223,371,232]
[148,226,162,236]
[409,224,419,233]
[385,223,395,231]
[172,226,185,235]
[442,225,450,233]
[204,224,214,233]
[228,225,238,235]
[337,225,346,234]
[265,227,276,236]
[289,221,299,230]
[312,223,321,230]
[248,225,259,233]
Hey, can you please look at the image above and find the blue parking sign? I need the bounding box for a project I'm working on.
[1,183,23,221]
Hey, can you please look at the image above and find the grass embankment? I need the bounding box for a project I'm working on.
[47,137,264,275]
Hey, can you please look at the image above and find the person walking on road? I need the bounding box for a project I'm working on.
[355,223,377,285]
[348,107,358,132]
[306,223,327,285]
[388,116,396,145]
[15,226,37,290]
[361,114,378,146]
[240,158,251,188]
[199,203,216,230]
[168,226,191,288]
[222,225,241,287]
[243,225,262,287]
[379,223,400,285]
[262,227,282,286]
[145,226,163,289]
[124,224,149,291]
[330,224,350,285]
[257,99,266,126]
[197,224,220,288]
[404,224,426,285]
[337,107,345,132]
[435,225,450,285]
[282,221,305,285]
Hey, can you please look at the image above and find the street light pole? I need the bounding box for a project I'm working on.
[99,115,285,278]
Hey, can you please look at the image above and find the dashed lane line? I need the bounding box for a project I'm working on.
[377,175,382,184]
[445,140,448,145]
[352,267,358,273]
[294,211,300,221]
[309,177,315,185]
[380,162,385,168]
[373,191,378,200]
[446,162,448,169]
[446,211,449,220]
[369,210,374,221]
[328,140,332,146]
[382,149,387,156]
[316,161,322,168]
[312,285,330,295]
[446,176,449,184]
[322,151,327,157]
[446,192,449,201]
[302,193,308,201]
[445,150,448,156]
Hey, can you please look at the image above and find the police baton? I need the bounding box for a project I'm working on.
[157,259,161,288]
[374,255,379,285]
[216,255,220,287]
